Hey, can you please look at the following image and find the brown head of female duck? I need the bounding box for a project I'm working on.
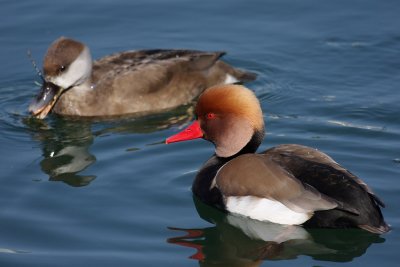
[29,37,256,119]
[166,84,390,234]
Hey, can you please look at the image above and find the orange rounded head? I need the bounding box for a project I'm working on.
[166,84,264,157]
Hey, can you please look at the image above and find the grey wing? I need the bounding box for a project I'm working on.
[267,144,385,208]
[215,154,339,214]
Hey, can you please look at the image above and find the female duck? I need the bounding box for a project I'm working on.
[29,37,256,119]
[166,84,389,234]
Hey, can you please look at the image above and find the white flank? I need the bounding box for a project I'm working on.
[225,196,312,225]
[224,74,239,84]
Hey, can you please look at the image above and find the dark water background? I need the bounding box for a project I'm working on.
[0,0,399,266]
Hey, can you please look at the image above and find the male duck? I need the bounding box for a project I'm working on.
[166,84,389,234]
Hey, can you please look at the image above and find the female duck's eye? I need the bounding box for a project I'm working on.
[59,65,66,72]
[206,113,216,119]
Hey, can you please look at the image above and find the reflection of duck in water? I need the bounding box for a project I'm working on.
[25,106,194,187]
[167,197,385,266]
[26,117,96,187]
[166,84,389,233]
[29,37,256,119]
[40,141,96,187]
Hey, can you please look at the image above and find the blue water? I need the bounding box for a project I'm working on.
[1,0,399,266]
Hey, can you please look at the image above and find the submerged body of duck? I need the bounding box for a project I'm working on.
[166,84,389,234]
[29,37,256,119]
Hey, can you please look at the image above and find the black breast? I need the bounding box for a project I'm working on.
[192,155,226,209]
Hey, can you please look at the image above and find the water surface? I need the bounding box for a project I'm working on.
[1,0,399,266]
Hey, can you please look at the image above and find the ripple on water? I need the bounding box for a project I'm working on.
[327,120,385,132]
[323,37,373,49]
[0,248,29,254]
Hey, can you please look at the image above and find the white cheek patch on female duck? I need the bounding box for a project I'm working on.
[225,196,313,225]
[51,47,92,89]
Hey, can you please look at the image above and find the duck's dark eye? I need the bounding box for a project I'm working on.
[59,65,66,73]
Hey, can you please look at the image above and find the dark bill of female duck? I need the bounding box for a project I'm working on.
[28,81,63,119]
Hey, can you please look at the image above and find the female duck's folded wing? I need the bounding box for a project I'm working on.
[87,50,245,115]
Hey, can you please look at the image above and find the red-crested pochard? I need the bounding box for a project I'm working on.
[166,84,389,234]
[29,37,256,119]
